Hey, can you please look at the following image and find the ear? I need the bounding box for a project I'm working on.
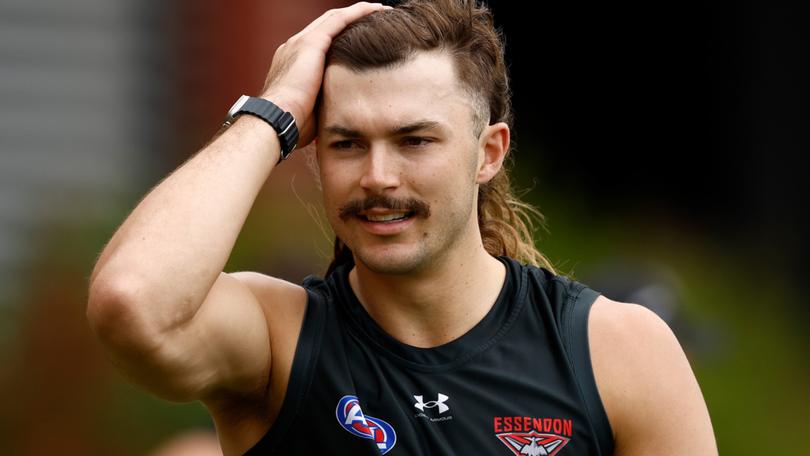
[476,121,510,184]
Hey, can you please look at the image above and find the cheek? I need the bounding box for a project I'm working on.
[319,158,348,193]
[322,188,348,239]
[319,164,356,224]
[436,152,477,189]
[321,181,344,223]
[318,168,339,212]
[418,161,473,212]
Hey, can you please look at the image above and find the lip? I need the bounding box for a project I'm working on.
[356,214,415,236]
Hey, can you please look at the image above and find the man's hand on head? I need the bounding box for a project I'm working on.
[259,2,393,151]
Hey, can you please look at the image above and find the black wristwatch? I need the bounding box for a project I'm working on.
[223,95,299,162]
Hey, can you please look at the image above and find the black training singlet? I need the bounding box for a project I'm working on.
[244,256,614,455]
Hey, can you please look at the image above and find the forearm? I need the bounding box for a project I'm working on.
[87,0,393,337]
[88,113,282,333]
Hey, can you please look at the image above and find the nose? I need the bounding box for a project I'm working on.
[359,146,400,193]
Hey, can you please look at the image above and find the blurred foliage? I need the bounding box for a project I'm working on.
[517,170,810,454]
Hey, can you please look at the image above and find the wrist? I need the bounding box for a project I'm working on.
[231,115,283,163]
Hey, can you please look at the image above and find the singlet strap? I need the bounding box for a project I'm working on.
[563,282,615,456]
[243,283,327,455]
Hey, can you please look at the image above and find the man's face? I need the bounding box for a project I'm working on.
[316,50,485,275]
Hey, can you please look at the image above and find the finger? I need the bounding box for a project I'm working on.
[315,2,391,38]
[297,2,391,40]
[296,2,389,39]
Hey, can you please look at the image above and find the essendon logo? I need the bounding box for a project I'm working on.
[493,416,573,455]
[494,416,573,436]
[496,432,570,456]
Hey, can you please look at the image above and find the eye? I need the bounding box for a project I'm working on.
[330,140,359,150]
[401,137,432,147]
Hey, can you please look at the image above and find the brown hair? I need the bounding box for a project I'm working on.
[323,0,555,276]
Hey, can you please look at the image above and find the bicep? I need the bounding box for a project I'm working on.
[589,298,718,456]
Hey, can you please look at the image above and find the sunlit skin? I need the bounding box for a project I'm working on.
[315,50,511,347]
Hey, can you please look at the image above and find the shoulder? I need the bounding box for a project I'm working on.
[229,270,307,298]
[588,296,717,455]
[588,295,674,355]
[228,271,309,336]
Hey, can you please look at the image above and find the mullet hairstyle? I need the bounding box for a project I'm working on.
[322,0,555,276]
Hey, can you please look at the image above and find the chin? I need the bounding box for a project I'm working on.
[353,244,431,275]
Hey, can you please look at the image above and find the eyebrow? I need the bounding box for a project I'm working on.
[322,120,446,138]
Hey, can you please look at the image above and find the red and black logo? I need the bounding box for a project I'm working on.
[493,416,572,455]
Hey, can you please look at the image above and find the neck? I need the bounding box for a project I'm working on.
[348,241,506,349]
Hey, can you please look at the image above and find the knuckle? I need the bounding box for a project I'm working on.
[331,8,350,20]
[301,34,330,49]
[286,34,303,47]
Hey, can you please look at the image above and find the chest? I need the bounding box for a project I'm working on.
[289,315,601,456]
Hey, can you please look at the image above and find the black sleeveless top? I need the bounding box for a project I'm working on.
[244,256,614,455]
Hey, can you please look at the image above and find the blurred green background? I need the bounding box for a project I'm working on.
[1,0,807,454]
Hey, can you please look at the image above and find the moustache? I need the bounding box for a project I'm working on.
[338,194,431,221]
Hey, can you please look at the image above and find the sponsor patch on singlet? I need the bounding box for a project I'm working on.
[336,395,397,454]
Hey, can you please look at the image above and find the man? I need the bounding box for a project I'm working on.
[86,1,717,455]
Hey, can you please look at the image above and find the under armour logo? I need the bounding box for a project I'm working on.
[413,393,450,414]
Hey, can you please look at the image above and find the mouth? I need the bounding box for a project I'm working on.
[358,211,414,223]
[338,195,431,224]
[338,195,431,238]
[354,208,417,235]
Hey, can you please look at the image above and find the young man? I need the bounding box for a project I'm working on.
[86,1,717,455]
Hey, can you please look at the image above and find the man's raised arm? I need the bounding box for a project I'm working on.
[85,2,392,403]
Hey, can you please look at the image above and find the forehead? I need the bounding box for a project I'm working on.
[319,51,473,137]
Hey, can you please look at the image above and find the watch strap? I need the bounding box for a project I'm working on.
[224,95,299,163]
